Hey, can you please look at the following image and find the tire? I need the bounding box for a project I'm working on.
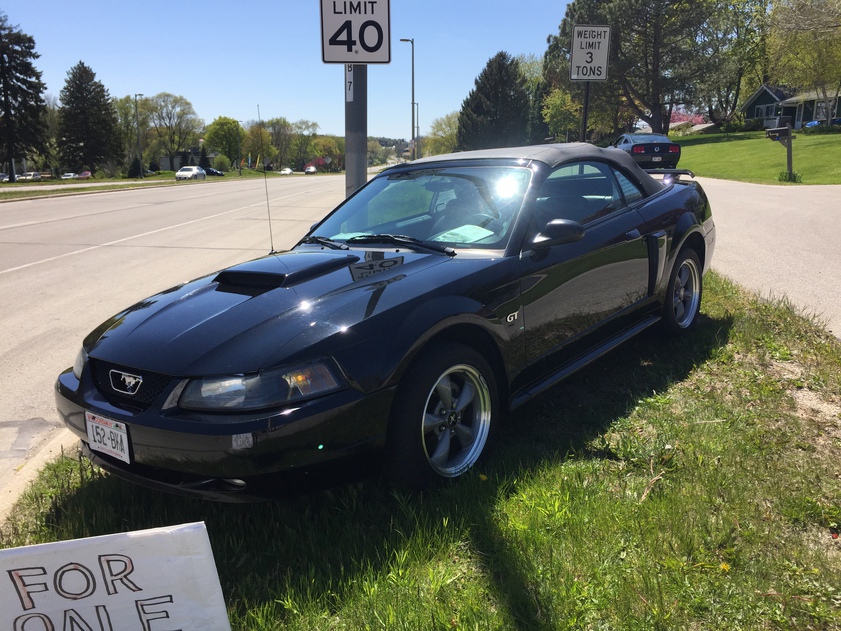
[662,247,702,335]
[386,343,498,490]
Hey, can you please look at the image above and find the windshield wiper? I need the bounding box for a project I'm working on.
[300,235,349,250]
[346,234,456,257]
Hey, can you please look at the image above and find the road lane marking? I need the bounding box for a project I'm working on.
[0,188,338,276]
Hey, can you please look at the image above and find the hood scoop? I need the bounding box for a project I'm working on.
[213,254,360,295]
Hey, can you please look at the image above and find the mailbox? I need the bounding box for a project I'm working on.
[766,126,791,141]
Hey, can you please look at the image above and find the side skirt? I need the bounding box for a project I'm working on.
[509,315,661,411]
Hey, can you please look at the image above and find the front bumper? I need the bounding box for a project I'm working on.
[55,368,394,500]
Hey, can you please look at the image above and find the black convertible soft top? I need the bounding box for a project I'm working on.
[409,143,664,197]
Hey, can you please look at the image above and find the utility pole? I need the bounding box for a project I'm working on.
[134,94,144,177]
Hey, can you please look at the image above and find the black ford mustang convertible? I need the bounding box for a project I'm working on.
[56,143,715,500]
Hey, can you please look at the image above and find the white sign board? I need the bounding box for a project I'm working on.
[1,522,231,631]
[570,24,611,81]
[321,0,391,64]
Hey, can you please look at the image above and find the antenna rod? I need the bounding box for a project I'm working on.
[257,104,275,253]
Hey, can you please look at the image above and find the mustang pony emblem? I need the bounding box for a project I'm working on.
[109,370,143,395]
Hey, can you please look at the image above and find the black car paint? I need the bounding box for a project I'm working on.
[56,144,714,500]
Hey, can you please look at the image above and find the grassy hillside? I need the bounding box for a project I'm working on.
[676,131,841,185]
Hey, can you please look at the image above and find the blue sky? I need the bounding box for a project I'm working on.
[7,1,569,140]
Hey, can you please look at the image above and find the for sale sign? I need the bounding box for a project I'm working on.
[570,25,611,81]
[321,0,391,64]
[1,522,230,630]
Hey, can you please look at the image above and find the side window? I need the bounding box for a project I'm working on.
[533,161,623,226]
[613,170,645,205]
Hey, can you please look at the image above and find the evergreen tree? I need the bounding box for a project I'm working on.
[527,79,552,143]
[198,144,211,169]
[58,61,119,173]
[127,156,142,178]
[0,12,47,182]
[456,52,530,151]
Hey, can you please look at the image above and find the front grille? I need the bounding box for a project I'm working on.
[91,359,174,412]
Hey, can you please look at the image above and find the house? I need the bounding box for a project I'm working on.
[742,84,841,129]
[778,91,841,128]
[741,85,797,128]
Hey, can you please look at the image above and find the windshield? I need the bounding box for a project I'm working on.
[312,166,532,250]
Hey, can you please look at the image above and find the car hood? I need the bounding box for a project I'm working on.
[84,248,453,376]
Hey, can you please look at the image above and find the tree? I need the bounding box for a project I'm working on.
[204,116,243,167]
[241,122,276,170]
[291,120,319,170]
[315,135,344,171]
[58,61,119,174]
[114,94,150,169]
[457,52,530,150]
[692,0,770,126]
[424,111,459,155]
[769,0,841,121]
[0,12,47,181]
[199,145,211,169]
[149,92,201,172]
[267,117,294,168]
[41,94,60,176]
[606,0,717,133]
[542,88,581,142]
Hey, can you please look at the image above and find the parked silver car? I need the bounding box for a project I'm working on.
[175,166,206,181]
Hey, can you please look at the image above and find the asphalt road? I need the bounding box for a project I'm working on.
[0,175,838,523]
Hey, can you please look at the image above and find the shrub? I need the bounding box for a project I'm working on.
[778,170,802,182]
[213,154,231,172]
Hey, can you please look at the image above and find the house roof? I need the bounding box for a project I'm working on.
[779,91,825,106]
[741,84,797,111]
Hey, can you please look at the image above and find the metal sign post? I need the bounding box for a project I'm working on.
[570,24,610,142]
[321,0,391,197]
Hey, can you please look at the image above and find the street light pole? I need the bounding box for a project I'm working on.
[236,121,242,176]
[134,94,144,177]
[400,38,415,160]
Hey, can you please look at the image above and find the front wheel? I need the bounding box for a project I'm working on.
[386,343,498,490]
[662,248,702,335]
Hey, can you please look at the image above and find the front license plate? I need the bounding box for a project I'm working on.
[85,412,130,464]
[652,156,662,162]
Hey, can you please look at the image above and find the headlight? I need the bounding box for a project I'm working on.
[73,348,88,380]
[178,360,344,411]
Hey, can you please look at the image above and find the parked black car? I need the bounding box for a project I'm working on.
[609,133,681,169]
[204,167,225,176]
[56,143,715,501]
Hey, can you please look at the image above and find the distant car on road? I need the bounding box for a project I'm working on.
[61,172,78,180]
[279,167,294,175]
[175,166,206,181]
[304,165,317,174]
[609,133,681,169]
[0,173,6,182]
[18,172,42,182]
[78,171,92,179]
[204,167,225,177]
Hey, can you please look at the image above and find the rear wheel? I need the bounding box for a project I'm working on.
[662,248,702,334]
[386,343,498,490]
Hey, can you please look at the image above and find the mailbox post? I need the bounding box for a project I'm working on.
[766,124,795,181]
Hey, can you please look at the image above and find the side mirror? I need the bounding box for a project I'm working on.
[532,219,585,250]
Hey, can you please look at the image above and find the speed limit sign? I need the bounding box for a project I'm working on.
[321,0,391,64]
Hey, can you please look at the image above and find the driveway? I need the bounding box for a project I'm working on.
[697,178,841,338]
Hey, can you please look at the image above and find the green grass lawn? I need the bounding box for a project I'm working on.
[3,272,840,630]
[676,131,841,185]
